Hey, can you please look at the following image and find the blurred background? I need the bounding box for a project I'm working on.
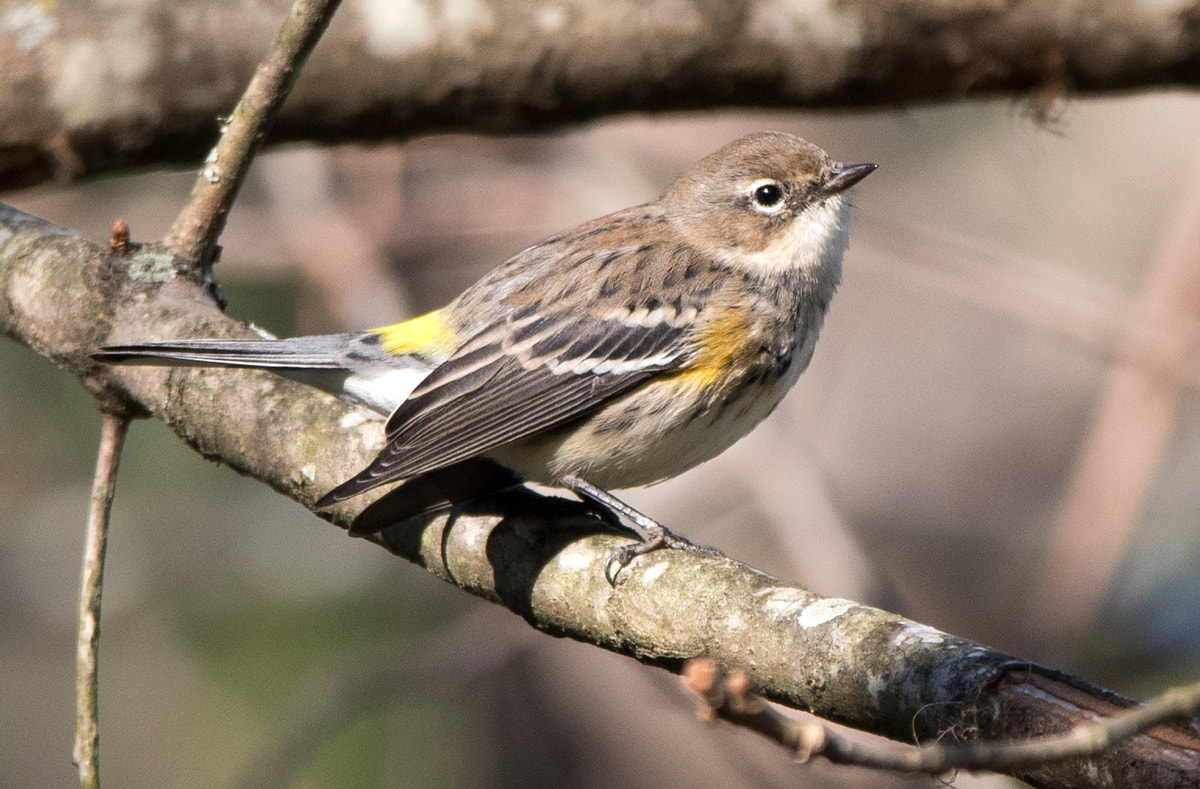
[3,96,1200,787]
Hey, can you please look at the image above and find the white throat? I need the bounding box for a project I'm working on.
[717,195,852,281]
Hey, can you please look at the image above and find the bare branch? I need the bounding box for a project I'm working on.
[684,659,1200,778]
[72,411,130,789]
[164,0,342,271]
[3,0,1200,188]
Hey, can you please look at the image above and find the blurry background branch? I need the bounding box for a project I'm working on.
[3,0,1200,187]
[3,202,1200,787]
[1029,163,1200,650]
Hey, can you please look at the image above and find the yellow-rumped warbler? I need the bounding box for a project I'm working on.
[95,132,875,579]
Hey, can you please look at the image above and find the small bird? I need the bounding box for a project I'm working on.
[95,133,875,580]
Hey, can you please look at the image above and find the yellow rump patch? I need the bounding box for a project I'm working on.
[668,310,750,389]
[371,310,458,358]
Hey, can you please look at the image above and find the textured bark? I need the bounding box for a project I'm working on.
[2,0,1199,188]
[4,200,1200,787]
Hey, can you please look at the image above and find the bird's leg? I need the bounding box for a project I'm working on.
[561,475,725,584]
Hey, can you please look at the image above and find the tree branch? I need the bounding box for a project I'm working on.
[3,0,1199,188]
[4,201,1200,787]
[164,0,342,271]
[684,659,1200,776]
[72,410,130,789]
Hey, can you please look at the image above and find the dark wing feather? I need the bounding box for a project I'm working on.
[316,315,692,504]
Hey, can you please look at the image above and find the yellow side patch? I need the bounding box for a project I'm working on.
[371,309,458,357]
[668,310,751,389]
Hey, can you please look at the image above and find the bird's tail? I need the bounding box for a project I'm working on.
[92,334,362,369]
[93,333,435,414]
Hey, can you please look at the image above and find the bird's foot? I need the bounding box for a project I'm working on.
[561,475,726,585]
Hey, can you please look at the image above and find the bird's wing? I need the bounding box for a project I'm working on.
[317,308,695,503]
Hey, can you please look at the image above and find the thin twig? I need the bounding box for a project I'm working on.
[164,0,343,272]
[73,412,131,789]
[684,659,1200,775]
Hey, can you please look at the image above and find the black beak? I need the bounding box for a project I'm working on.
[822,162,878,196]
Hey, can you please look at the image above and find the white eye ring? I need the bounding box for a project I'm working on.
[749,179,786,214]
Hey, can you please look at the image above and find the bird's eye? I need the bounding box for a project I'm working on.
[751,182,785,213]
